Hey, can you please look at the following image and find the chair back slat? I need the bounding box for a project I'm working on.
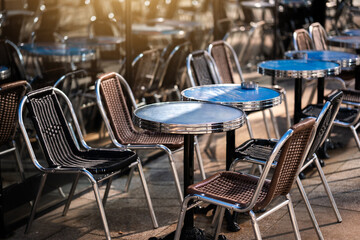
[0,81,27,145]
[293,29,313,51]
[25,87,80,167]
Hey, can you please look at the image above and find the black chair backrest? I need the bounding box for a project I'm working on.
[25,87,80,167]
[160,41,191,89]
[306,90,343,159]
[189,50,219,86]
[0,40,27,82]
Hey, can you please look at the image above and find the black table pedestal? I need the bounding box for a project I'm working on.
[294,78,303,123]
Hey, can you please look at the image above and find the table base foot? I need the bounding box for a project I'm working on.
[149,228,229,240]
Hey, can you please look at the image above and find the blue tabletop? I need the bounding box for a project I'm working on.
[327,36,360,49]
[0,66,9,72]
[343,29,360,36]
[181,84,281,111]
[66,36,125,46]
[285,50,360,67]
[20,43,95,56]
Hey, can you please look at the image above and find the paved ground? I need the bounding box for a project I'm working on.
[7,75,360,240]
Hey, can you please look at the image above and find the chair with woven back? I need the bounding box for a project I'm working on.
[95,72,206,204]
[19,87,158,240]
[232,90,344,239]
[0,80,29,182]
[174,117,317,240]
[208,40,291,137]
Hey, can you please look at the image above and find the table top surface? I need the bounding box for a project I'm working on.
[132,23,185,35]
[327,36,360,48]
[133,101,245,134]
[146,18,202,30]
[181,84,281,111]
[0,66,10,80]
[342,29,360,36]
[241,0,309,8]
[20,43,95,56]
[65,36,125,46]
[285,50,360,67]
[258,59,341,78]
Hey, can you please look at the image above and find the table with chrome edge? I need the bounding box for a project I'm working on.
[258,59,340,123]
[133,101,245,240]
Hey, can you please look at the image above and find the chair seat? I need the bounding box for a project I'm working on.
[122,130,184,149]
[187,171,270,210]
[235,139,280,162]
[302,104,359,123]
[53,149,137,175]
[341,89,360,103]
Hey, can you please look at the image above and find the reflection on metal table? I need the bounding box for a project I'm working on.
[19,42,95,63]
[0,66,10,80]
[65,36,125,51]
[132,23,185,36]
[342,29,360,36]
[133,101,245,240]
[146,18,202,31]
[181,84,281,113]
[258,59,340,123]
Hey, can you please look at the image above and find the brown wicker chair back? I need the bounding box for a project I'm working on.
[309,22,329,50]
[208,40,235,84]
[256,117,316,209]
[0,81,28,146]
[188,50,219,86]
[293,28,313,51]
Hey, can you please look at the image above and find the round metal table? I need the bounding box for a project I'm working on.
[20,43,95,63]
[132,23,185,36]
[181,84,282,112]
[0,66,10,80]
[133,101,245,239]
[258,59,340,123]
[241,1,274,9]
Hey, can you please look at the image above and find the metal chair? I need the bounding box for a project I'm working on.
[19,87,158,240]
[174,117,317,240]
[130,49,161,104]
[234,90,344,239]
[302,89,360,150]
[0,80,29,182]
[95,72,206,203]
[208,40,291,136]
[309,22,328,51]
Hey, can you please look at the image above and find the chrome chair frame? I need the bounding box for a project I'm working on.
[95,72,206,203]
[19,88,158,239]
[175,118,317,240]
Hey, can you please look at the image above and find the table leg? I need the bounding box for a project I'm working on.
[317,77,325,104]
[183,135,195,229]
[356,65,360,90]
[294,78,302,123]
[226,130,235,171]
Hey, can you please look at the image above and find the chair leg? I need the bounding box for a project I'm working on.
[103,177,113,207]
[25,173,48,234]
[350,125,360,150]
[262,111,271,138]
[137,159,158,228]
[313,155,342,222]
[63,173,80,216]
[174,196,192,240]
[195,136,206,180]
[296,177,324,240]
[211,206,221,227]
[213,207,225,239]
[245,114,254,138]
[12,140,26,182]
[92,181,111,240]
[124,166,135,193]
[164,148,184,204]
[249,210,262,240]
[286,194,302,240]
[269,109,280,139]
